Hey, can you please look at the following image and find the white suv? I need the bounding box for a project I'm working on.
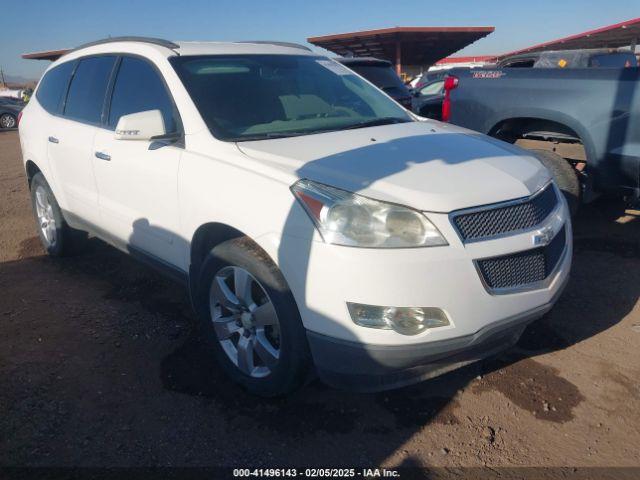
[19,37,572,395]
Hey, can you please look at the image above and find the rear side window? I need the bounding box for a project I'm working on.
[501,59,536,68]
[35,61,75,114]
[590,53,638,68]
[349,65,409,96]
[64,56,116,124]
[108,57,177,132]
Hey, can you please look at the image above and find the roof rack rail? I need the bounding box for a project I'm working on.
[237,41,311,52]
[72,36,180,53]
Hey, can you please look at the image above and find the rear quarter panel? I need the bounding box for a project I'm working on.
[18,100,61,199]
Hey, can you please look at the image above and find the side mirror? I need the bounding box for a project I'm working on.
[412,90,421,98]
[114,110,165,141]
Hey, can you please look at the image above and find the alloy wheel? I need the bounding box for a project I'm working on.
[0,114,16,129]
[209,266,281,378]
[34,185,57,247]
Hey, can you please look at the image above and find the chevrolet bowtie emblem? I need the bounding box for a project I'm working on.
[533,226,555,246]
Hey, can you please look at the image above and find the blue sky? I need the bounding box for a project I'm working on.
[1,0,638,79]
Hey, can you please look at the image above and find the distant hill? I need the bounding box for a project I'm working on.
[2,73,37,85]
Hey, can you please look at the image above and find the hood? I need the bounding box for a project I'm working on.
[236,121,551,212]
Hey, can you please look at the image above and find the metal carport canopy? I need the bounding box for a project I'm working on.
[307,26,495,73]
[499,17,640,59]
[21,49,71,61]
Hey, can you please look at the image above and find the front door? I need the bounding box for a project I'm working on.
[92,56,184,268]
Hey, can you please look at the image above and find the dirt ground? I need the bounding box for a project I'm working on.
[1,129,639,471]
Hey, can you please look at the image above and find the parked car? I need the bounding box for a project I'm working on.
[410,70,447,90]
[0,96,27,106]
[444,65,640,215]
[336,57,413,110]
[0,99,23,129]
[412,78,445,120]
[19,37,572,396]
[498,48,638,69]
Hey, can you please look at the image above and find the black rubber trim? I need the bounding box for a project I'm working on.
[306,277,569,392]
[62,210,188,286]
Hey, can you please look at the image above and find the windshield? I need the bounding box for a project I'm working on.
[170,55,413,141]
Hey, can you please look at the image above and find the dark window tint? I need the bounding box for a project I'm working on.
[35,61,75,113]
[590,53,638,68]
[64,56,116,124]
[502,59,535,68]
[348,65,410,97]
[170,55,410,141]
[108,57,176,132]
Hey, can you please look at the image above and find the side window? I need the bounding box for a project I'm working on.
[35,61,75,114]
[64,56,116,124]
[419,80,444,96]
[590,53,638,68]
[502,59,535,68]
[108,57,177,132]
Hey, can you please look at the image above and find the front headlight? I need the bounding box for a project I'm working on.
[291,179,447,248]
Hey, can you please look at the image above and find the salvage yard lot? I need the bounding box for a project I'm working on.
[0,129,639,468]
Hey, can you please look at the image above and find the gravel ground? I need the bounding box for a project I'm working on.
[1,130,639,471]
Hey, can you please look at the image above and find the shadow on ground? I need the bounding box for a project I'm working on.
[1,198,639,466]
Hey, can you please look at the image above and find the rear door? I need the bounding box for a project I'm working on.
[30,60,74,200]
[47,56,117,223]
[92,56,184,268]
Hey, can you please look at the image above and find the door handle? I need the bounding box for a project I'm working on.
[48,136,59,144]
[95,152,111,161]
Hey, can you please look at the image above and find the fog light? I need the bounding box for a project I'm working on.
[347,303,450,335]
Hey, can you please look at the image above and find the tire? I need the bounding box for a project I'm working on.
[0,113,16,129]
[194,236,312,396]
[530,149,581,216]
[29,172,87,256]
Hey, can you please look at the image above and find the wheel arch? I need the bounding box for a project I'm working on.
[487,116,593,163]
[187,222,291,320]
[25,160,42,186]
[489,117,580,142]
[189,222,247,280]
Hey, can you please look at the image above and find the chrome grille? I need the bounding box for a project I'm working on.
[477,226,566,291]
[452,184,558,242]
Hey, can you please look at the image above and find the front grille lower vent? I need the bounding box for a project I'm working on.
[476,226,566,291]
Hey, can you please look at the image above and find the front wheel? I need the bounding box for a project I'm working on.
[194,237,312,396]
[530,149,581,216]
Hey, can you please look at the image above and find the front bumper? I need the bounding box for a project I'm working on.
[266,193,571,345]
[307,276,567,391]
[257,185,572,389]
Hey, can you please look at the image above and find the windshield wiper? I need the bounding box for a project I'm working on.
[230,131,311,142]
[340,117,412,131]
[229,118,411,141]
